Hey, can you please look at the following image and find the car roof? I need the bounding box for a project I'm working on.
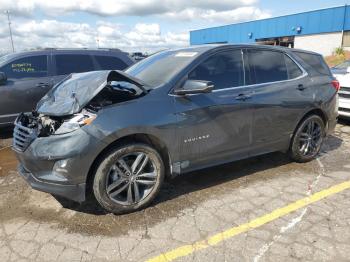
[172,44,321,56]
[5,48,127,57]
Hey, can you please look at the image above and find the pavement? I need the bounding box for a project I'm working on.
[0,120,350,262]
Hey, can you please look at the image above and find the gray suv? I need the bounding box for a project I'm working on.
[0,48,134,126]
[13,44,338,214]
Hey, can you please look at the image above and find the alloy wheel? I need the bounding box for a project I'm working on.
[298,119,322,156]
[106,152,157,205]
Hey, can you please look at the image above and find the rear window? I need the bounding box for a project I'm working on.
[248,50,288,84]
[55,54,95,75]
[294,52,330,76]
[94,55,128,70]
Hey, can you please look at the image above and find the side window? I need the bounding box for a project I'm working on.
[248,50,288,84]
[94,55,128,70]
[55,54,94,75]
[0,55,48,79]
[188,50,244,90]
[284,55,303,79]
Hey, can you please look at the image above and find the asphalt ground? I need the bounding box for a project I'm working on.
[0,120,349,261]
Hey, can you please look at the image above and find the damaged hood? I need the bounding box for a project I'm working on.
[36,70,147,116]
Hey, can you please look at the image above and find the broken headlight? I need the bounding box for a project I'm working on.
[54,111,96,135]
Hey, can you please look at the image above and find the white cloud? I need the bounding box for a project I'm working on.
[0,0,261,17]
[0,0,271,53]
[163,6,270,23]
[0,19,188,54]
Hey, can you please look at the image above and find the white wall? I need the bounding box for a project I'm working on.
[294,32,343,56]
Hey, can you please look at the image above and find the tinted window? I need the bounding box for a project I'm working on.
[294,52,331,76]
[0,55,48,79]
[55,54,94,75]
[94,55,128,70]
[284,55,303,79]
[188,50,244,89]
[248,50,288,84]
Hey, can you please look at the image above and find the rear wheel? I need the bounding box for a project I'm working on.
[289,115,325,163]
[93,143,164,214]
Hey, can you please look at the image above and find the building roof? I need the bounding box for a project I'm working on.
[190,5,350,45]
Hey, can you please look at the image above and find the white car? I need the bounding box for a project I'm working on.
[331,61,350,118]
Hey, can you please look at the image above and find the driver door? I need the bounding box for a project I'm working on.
[173,49,254,172]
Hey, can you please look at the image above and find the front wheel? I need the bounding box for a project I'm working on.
[289,115,325,163]
[93,143,164,214]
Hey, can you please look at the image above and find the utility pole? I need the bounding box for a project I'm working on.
[5,10,15,52]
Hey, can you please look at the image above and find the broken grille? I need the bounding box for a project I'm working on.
[13,121,37,152]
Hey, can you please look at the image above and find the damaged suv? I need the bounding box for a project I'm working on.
[13,44,338,214]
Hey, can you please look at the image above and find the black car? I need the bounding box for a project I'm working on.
[13,44,338,214]
[0,48,134,126]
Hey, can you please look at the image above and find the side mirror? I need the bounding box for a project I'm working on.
[0,72,7,85]
[174,80,214,96]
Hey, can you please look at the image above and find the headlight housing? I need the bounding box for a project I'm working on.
[54,110,96,135]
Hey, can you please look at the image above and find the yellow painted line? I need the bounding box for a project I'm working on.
[146,180,350,262]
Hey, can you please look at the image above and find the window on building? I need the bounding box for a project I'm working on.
[248,49,288,84]
[284,55,303,79]
[342,31,350,47]
[0,55,48,79]
[188,50,244,89]
[94,55,128,70]
[55,54,94,75]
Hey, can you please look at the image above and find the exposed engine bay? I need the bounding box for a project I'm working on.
[15,71,146,138]
[17,109,97,137]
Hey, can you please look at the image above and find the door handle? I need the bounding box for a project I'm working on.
[297,84,306,91]
[36,83,50,88]
[235,93,252,101]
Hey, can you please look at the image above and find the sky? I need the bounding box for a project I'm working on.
[0,0,349,54]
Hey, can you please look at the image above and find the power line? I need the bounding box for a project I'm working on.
[5,10,15,52]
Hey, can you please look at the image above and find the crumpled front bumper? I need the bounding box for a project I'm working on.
[18,164,86,202]
[13,128,107,202]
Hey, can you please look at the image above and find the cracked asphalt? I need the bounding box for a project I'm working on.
[0,120,350,262]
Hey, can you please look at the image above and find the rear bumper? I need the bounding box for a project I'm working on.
[338,97,350,118]
[18,164,86,202]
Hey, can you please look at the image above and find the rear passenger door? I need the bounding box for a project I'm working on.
[52,53,95,85]
[245,49,307,154]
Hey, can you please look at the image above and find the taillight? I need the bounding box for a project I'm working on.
[331,80,340,92]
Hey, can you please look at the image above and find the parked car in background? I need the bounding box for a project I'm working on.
[13,44,338,214]
[331,60,350,118]
[0,48,134,126]
[130,52,148,62]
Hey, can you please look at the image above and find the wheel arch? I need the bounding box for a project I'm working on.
[289,108,328,149]
[85,133,172,199]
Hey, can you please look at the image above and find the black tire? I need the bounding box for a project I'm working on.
[289,115,325,163]
[93,143,164,214]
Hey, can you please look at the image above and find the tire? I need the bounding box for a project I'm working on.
[93,143,164,214]
[289,115,325,163]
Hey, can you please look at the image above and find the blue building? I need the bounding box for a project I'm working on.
[190,5,350,56]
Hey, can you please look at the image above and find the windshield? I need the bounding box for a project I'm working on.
[125,50,200,87]
[333,60,350,69]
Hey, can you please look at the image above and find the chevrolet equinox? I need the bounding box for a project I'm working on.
[13,44,339,214]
